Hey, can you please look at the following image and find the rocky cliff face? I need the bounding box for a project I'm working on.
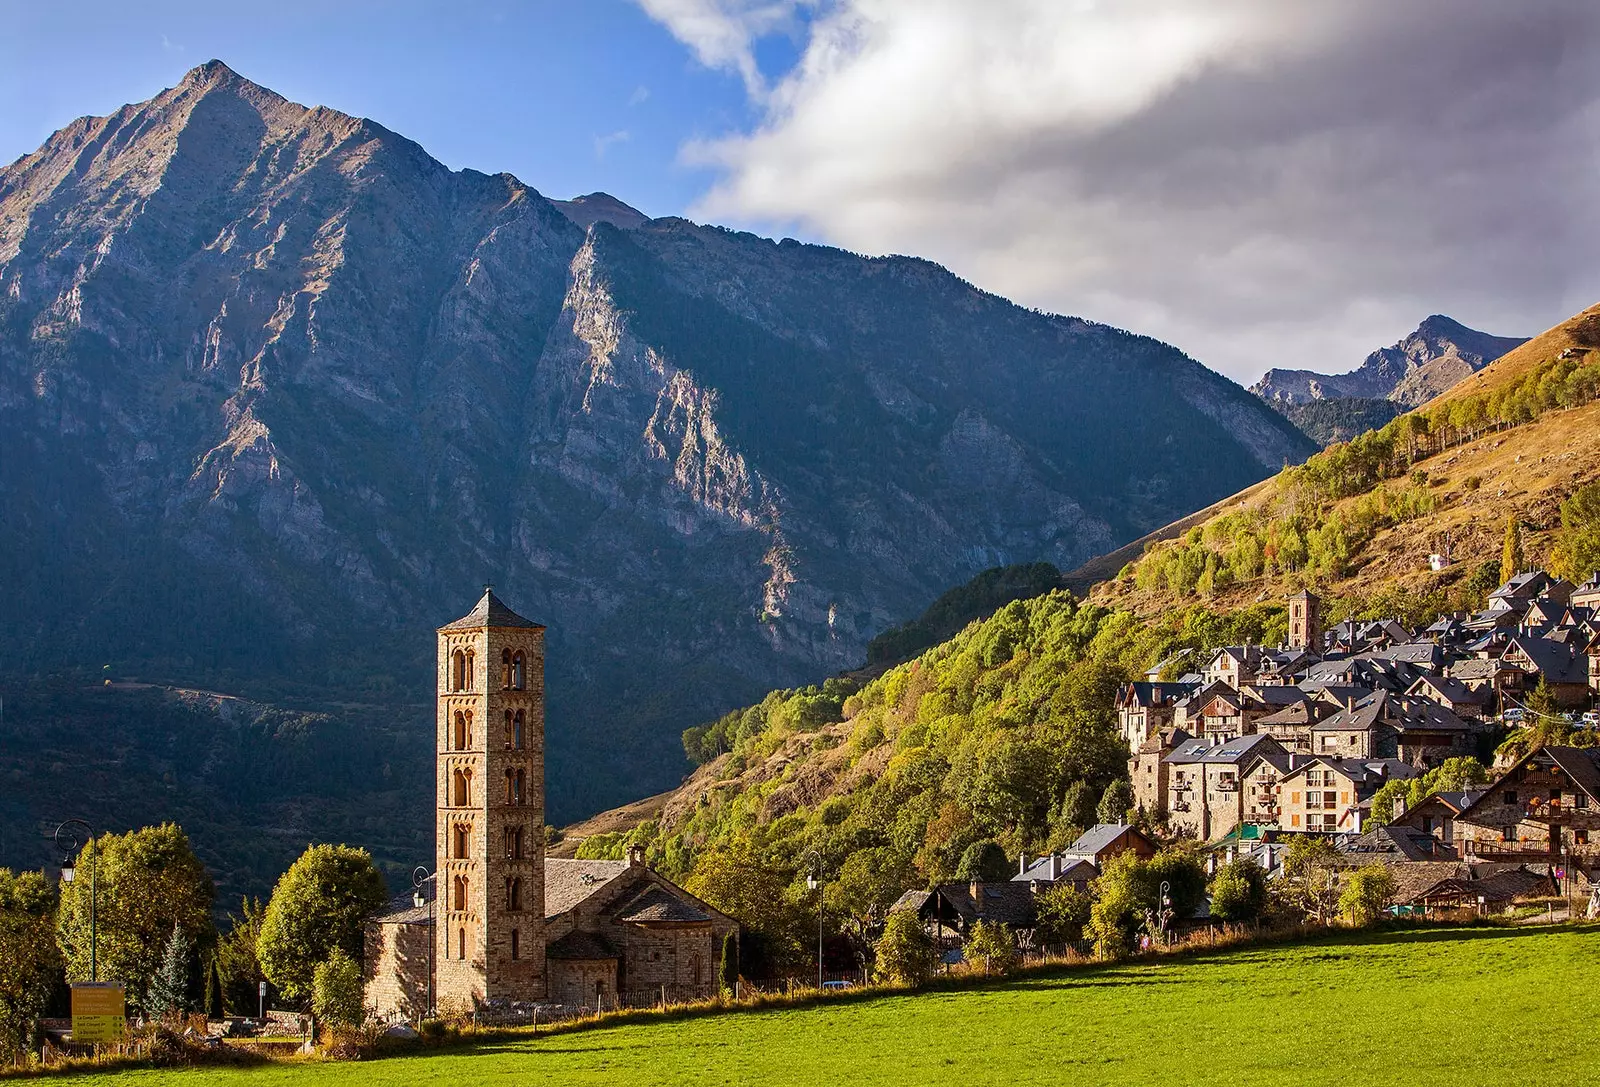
[0,62,1313,818]
[1251,315,1527,409]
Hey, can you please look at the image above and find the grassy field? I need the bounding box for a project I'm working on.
[67,926,1600,1087]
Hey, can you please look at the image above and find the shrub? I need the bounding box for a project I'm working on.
[311,949,365,1029]
[1339,866,1397,926]
[1208,859,1268,923]
[874,911,936,985]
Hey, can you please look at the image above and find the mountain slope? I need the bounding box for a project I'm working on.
[1251,315,1526,410]
[1090,301,1600,620]
[0,61,1312,841]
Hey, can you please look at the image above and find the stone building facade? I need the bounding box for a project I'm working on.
[366,589,737,1018]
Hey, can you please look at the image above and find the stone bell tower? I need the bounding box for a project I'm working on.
[434,588,547,1005]
[1287,588,1322,652]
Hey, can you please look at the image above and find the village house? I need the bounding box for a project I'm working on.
[1165,734,1291,840]
[1277,757,1416,834]
[1131,726,1191,817]
[1405,674,1489,719]
[1452,746,1600,860]
[1499,635,1591,709]
[1572,573,1600,612]
[1390,790,1486,849]
[1116,681,1196,751]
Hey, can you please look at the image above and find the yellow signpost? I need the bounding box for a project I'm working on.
[71,982,125,1044]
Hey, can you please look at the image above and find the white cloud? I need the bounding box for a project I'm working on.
[636,0,810,97]
[643,0,1600,383]
[594,129,632,159]
[628,84,651,107]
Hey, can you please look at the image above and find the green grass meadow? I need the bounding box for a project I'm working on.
[71,926,1600,1087]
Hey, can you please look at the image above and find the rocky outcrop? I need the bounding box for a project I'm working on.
[0,62,1314,818]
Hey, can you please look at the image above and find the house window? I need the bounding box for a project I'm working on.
[1504,790,1518,806]
[1575,830,1589,846]
[1577,793,1590,810]
[1502,826,1515,841]
[511,929,520,960]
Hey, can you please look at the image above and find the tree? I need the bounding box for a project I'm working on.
[216,897,268,1016]
[719,933,739,993]
[1525,677,1560,723]
[1339,866,1397,926]
[257,845,386,1004]
[1087,849,1206,959]
[56,824,215,1012]
[954,840,1012,884]
[1500,514,1524,585]
[1051,780,1096,845]
[1097,780,1134,826]
[1281,836,1344,924]
[874,910,936,985]
[965,921,1019,974]
[1208,859,1268,924]
[1554,481,1600,582]
[1033,884,1093,952]
[686,841,808,976]
[146,923,192,1022]
[0,869,61,1059]
[311,949,365,1029]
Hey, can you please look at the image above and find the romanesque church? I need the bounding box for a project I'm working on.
[365,589,737,1016]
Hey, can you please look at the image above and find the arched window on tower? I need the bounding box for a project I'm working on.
[453,823,470,860]
[503,710,513,750]
[451,650,466,692]
[464,711,473,749]
[503,770,514,806]
[453,769,470,807]
[504,825,524,859]
[454,711,467,752]
[513,710,525,751]
[465,649,476,691]
[511,651,525,691]
[506,876,522,912]
[501,648,512,690]
[458,928,467,960]
[511,928,520,960]
[453,875,469,911]
[514,769,526,806]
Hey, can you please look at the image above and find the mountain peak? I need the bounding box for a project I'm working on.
[182,59,242,87]
[550,192,651,231]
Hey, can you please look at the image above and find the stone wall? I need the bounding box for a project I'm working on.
[365,920,432,1021]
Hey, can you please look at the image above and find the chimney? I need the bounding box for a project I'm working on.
[1049,854,1061,881]
[627,843,646,869]
[1019,853,1029,877]
[1392,796,1407,822]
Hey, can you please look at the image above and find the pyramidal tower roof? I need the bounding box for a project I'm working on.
[439,587,544,631]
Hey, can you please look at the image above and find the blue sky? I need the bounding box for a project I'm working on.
[3,1,1592,384]
[0,0,794,220]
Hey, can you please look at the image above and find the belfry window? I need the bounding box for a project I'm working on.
[507,877,522,911]
[458,928,467,960]
[513,769,526,806]
[453,823,470,860]
[510,929,520,960]
[453,875,469,911]
[503,710,513,750]
[464,649,475,691]
[454,711,468,751]
[451,650,466,692]
[513,710,525,751]
[453,769,470,807]
[511,651,525,690]
[501,648,513,690]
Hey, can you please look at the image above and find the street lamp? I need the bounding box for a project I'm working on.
[55,819,97,982]
[413,867,435,1019]
[1158,880,1173,945]
[803,850,824,991]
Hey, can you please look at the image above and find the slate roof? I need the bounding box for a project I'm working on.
[614,885,713,924]
[1119,681,1197,708]
[1063,824,1153,858]
[546,930,620,960]
[1407,675,1487,707]
[1501,635,1588,685]
[439,588,545,631]
[1013,857,1100,884]
[371,880,434,925]
[1341,826,1450,862]
[544,859,629,917]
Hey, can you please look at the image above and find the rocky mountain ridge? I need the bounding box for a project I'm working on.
[0,60,1312,826]
[1251,315,1526,410]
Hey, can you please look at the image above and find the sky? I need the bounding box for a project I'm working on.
[3,0,1597,385]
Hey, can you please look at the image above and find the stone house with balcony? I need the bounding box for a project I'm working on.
[1277,757,1416,834]
[1164,734,1291,841]
[1452,746,1600,860]
[1499,635,1591,709]
[1390,789,1485,850]
[1131,726,1190,818]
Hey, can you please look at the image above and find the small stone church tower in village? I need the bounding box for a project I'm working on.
[1287,588,1322,652]
[434,588,547,1005]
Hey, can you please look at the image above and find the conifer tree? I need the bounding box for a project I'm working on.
[146,923,191,1023]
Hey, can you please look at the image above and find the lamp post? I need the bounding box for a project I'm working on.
[803,850,824,991]
[1158,880,1172,946]
[413,866,435,1019]
[55,819,97,982]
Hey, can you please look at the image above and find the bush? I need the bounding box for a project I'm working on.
[1208,859,1268,923]
[874,910,936,985]
[965,920,1019,974]
[311,949,365,1029]
[1034,883,1093,951]
[1339,866,1397,926]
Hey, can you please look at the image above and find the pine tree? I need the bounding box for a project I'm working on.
[718,933,739,993]
[1501,514,1524,585]
[146,923,191,1022]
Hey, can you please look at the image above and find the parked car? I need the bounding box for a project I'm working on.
[1503,708,1525,722]
[1583,711,1600,727]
